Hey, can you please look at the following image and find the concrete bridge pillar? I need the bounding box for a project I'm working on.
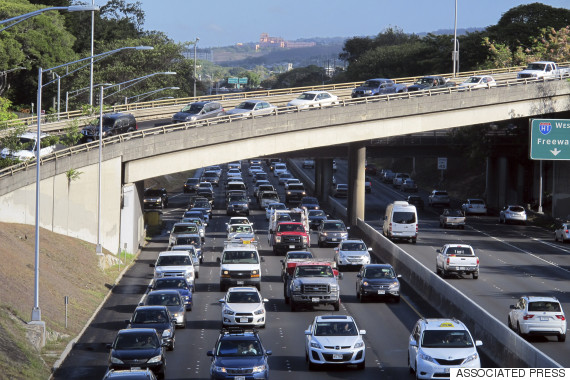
[348,143,366,227]
[318,158,333,203]
[314,159,322,197]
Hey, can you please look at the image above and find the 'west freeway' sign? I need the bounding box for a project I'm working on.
[529,119,570,160]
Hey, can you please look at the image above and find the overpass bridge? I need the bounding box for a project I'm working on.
[0,77,569,254]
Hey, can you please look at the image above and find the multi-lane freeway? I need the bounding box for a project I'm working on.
[53,158,569,379]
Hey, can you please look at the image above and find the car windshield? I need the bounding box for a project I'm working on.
[236,102,256,110]
[509,206,525,213]
[229,196,248,203]
[156,255,192,266]
[446,210,463,217]
[469,199,485,205]
[464,77,481,84]
[180,104,203,113]
[115,333,159,350]
[302,197,318,204]
[287,252,312,259]
[315,322,358,336]
[216,339,262,356]
[270,204,286,211]
[145,190,163,196]
[175,236,200,246]
[186,178,199,184]
[172,225,197,234]
[362,80,381,87]
[415,77,436,85]
[528,301,562,312]
[289,213,303,222]
[132,309,169,324]
[421,330,474,348]
[322,222,346,231]
[295,265,333,277]
[309,210,326,217]
[277,214,292,222]
[277,224,305,232]
[364,267,395,279]
[341,242,366,251]
[222,251,259,264]
[297,93,317,101]
[392,212,416,224]
[146,293,181,306]
[229,225,253,233]
[154,278,188,290]
[227,291,260,303]
[445,246,474,256]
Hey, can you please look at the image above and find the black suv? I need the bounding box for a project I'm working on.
[144,188,168,209]
[207,327,271,379]
[81,112,137,142]
[125,306,175,351]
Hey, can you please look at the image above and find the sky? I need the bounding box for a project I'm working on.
[94,0,570,48]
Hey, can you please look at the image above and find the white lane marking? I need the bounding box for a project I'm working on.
[469,225,570,275]
[517,231,570,253]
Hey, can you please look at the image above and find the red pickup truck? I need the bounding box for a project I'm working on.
[271,222,309,255]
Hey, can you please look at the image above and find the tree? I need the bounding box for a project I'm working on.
[262,65,326,89]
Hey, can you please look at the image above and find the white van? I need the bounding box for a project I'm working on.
[382,201,418,243]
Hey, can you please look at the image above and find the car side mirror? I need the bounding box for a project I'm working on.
[356,273,361,278]
[360,330,366,335]
[280,259,284,263]
[367,248,372,252]
[218,299,225,303]
[509,305,516,309]
[397,274,402,278]
[149,263,155,267]
[263,298,269,303]
[106,343,112,350]
[410,339,417,347]
[346,227,350,230]
[338,273,343,280]
[265,350,272,356]
[124,319,130,325]
[138,302,144,306]
[207,351,214,357]
[436,249,441,253]
[261,256,265,262]
[304,330,312,335]
[216,257,221,263]
[475,340,483,347]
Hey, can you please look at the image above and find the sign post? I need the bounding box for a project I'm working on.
[438,157,447,183]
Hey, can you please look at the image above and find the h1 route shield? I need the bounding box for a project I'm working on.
[529,119,570,160]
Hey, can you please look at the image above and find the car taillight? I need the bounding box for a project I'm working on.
[523,314,534,320]
[476,258,480,265]
[556,315,566,321]
[135,123,138,130]
[415,224,418,233]
[446,258,450,265]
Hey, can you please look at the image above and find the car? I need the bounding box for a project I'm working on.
[383,201,418,244]
[356,264,401,302]
[227,223,255,241]
[200,170,220,187]
[458,75,497,89]
[279,250,314,281]
[287,90,338,109]
[149,276,193,310]
[265,202,287,220]
[168,222,199,247]
[218,240,262,291]
[178,217,205,243]
[205,165,223,177]
[81,112,137,142]
[206,327,271,379]
[248,165,263,177]
[169,245,200,276]
[218,287,268,328]
[254,182,273,198]
[183,210,208,227]
[188,207,210,225]
[428,190,451,207]
[172,100,224,123]
[143,188,168,209]
[0,131,57,161]
[308,209,327,230]
[365,163,377,176]
[392,173,410,188]
[273,163,287,177]
[555,222,570,243]
[382,169,395,183]
[333,184,348,198]
[277,172,294,185]
[304,315,366,370]
[499,205,527,224]
[107,328,166,379]
[401,179,418,192]
[317,219,349,247]
[226,216,252,231]
[141,290,187,328]
[227,162,241,171]
[332,160,338,172]
[407,195,424,210]
[351,78,407,98]
[225,99,277,117]
[364,177,372,193]
[283,178,301,186]
[508,296,566,342]
[285,183,306,203]
[302,159,315,168]
[461,198,487,215]
[334,239,372,270]
[183,178,200,193]
[226,193,250,216]
[439,208,466,229]
[102,369,158,380]
[125,306,175,351]
[300,196,319,211]
[408,318,482,379]
[258,190,280,209]
[407,76,456,92]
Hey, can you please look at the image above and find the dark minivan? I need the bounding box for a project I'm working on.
[81,112,137,142]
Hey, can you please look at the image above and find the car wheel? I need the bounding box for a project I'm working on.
[169,336,175,351]
[508,316,513,330]
[442,268,448,278]
[558,333,566,342]
[408,353,413,373]
[318,240,323,248]
[393,296,400,303]
[333,300,340,311]
[473,272,479,279]
[555,234,558,242]
[356,359,365,370]
[516,322,523,337]
[411,237,417,244]
[308,359,317,371]
[290,300,296,312]
[359,290,366,303]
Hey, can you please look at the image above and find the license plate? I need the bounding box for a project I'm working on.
[540,316,549,321]
[243,240,251,244]
[458,267,465,270]
[311,297,319,303]
[333,354,343,360]
[289,245,295,249]
[239,317,249,323]
[236,377,245,380]
[332,238,338,241]
[237,281,244,285]
[377,290,385,295]
[131,367,142,370]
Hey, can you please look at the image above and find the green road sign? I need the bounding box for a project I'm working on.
[529,119,570,160]
[238,77,248,84]
[228,77,238,84]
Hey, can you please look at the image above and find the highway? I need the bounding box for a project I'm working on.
[54,161,496,379]
[308,159,570,366]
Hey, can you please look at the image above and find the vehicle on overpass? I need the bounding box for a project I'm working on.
[172,101,224,123]
[225,99,277,118]
[351,78,407,98]
[287,90,338,109]
[407,75,456,92]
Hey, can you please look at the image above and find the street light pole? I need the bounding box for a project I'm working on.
[452,0,458,78]
[96,85,103,255]
[193,37,199,98]
[89,0,95,106]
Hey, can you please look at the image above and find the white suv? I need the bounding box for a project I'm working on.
[508,296,566,342]
[334,239,371,270]
[0,132,56,161]
[305,315,366,370]
[408,318,482,379]
[218,286,268,328]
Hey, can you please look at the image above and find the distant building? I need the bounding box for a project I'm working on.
[258,33,316,50]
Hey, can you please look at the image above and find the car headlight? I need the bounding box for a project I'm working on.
[110,356,124,364]
[321,232,328,236]
[341,233,348,238]
[162,329,172,338]
[389,281,399,289]
[293,284,301,292]
[223,308,235,315]
[188,116,197,121]
[310,341,322,349]
[147,354,163,364]
[362,281,369,286]
[254,308,265,315]
[419,351,436,364]
[214,366,227,373]
[330,284,338,291]
[252,364,266,373]
[464,353,479,364]
[275,236,281,243]
[354,341,364,348]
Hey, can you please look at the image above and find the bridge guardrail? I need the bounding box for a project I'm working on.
[3,61,567,131]
[1,74,568,181]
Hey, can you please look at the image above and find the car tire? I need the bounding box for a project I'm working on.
[333,300,340,311]
[357,359,365,370]
[516,322,524,337]
[169,336,175,351]
[408,353,413,374]
[290,300,296,312]
[308,359,317,371]
[558,333,566,342]
[393,296,400,303]
[411,237,417,244]
[473,272,479,279]
[555,234,558,242]
[508,316,513,330]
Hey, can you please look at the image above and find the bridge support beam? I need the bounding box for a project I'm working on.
[316,158,333,203]
[348,143,366,226]
[314,158,322,198]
